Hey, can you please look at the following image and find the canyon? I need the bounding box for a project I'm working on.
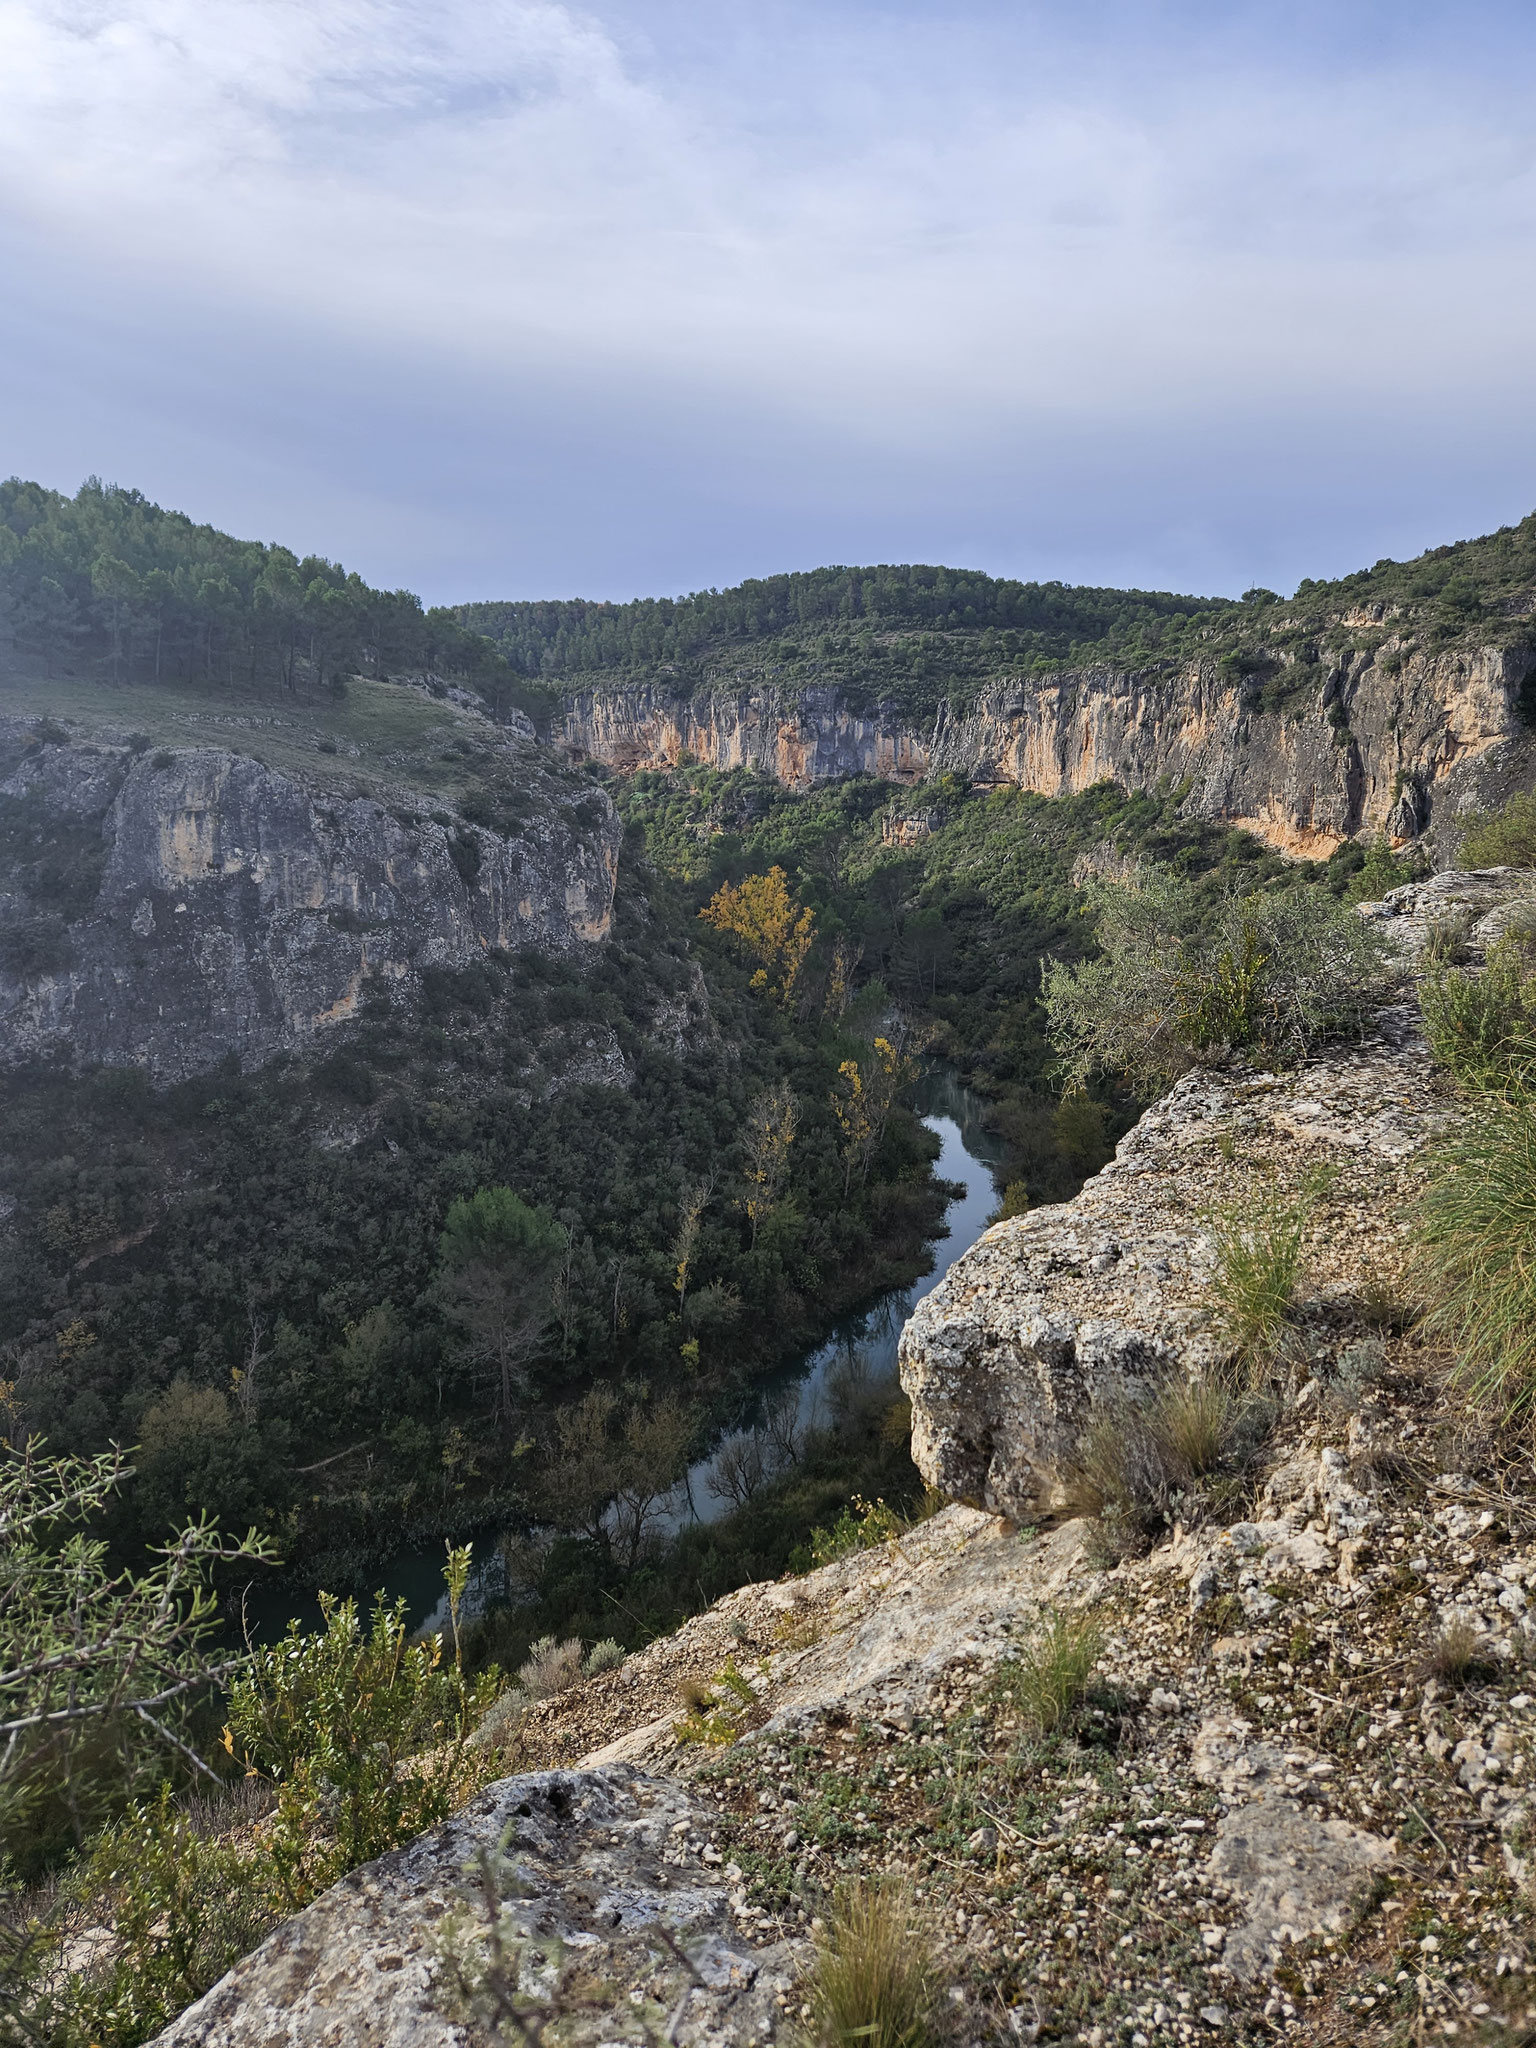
[561,638,1536,856]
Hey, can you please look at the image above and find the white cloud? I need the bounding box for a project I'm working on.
[3,1,1536,594]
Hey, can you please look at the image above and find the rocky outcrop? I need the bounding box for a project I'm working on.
[141,873,1536,2040]
[0,723,620,1081]
[898,1019,1455,1518]
[151,1766,800,2047]
[899,867,1535,1517]
[562,639,1536,854]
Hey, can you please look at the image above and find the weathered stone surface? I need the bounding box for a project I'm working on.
[0,722,620,1080]
[577,1505,1096,1769]
[149,1766,801,2047]
[1193,1716,1393,1981]
[1358,864,1536,957]
[562,639,1536,854]
[899,1024,1460,1519]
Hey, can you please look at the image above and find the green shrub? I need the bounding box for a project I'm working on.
[1420,936,1536,1094]
[1458,790,1536,869]
[808,1879,937,2048]
[806,1494,905,1568]
[42,1790,276,2048]
[1043,865,1391,1092]
[1343,834,1420,905]
[0,1440,274,1860]
[228,1586,495,1906]
[1416,1097,1536,1420]
[995,1610,1104,1734]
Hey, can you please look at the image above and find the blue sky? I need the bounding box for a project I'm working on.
[3,1,1535,605]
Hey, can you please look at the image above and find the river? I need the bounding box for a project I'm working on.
[280,1067,1003,1639]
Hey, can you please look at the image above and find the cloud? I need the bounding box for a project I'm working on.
[2,1,1536,596]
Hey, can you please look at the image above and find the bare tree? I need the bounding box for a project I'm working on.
[705,1430,767,1509]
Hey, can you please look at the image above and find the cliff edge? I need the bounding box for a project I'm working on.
[0,719,620,1081]
[150,872,1536,2047]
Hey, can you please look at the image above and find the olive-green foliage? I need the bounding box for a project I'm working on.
[227,1589,494,1905]
[1417,1097,1536,1420]
[995,1610,1104,1734]
[1069,1378,1272,1554]
[1343,834,1421,904]
[1205,1172,1332,1362]
[1420,934,1536,1093]
[806,1493,904,1567]
[808,1878,938,2048]
[4,1528,500,2048]
[0,1440,274,1863]
[31,1790,278,2048]
[1458,790,1536,870]
[1042,866,1391,1091]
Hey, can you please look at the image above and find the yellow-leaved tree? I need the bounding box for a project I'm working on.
[698,867,815,1005]
[829,1036,914,1194]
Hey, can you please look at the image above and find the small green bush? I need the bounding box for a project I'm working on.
[806,1494,904,1568]
[996,1610,1104,1733]
[1420,935,1536,1095]
[41,1790,276,2048]
[1458,790,1536,869]
[808,1879,937,2048]
[228,1589,495,1906]
[1416,1097,1536,1420]
[1342,834,1420,905]
[582,1637,626,1677]
[1044,865,1391,1092]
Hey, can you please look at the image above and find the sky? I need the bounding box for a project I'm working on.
[3,0,1536,606]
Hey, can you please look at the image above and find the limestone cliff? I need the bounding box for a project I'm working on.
[0,720,620,1081]
[561,638,1535,855]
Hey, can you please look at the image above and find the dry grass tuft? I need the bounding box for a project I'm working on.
[1204,1170,1331,1363]
[515,1635,583,1700]
[1070,1376,1272,1553]
[808,1878,938,2048]
[1420,1617,1499,1689]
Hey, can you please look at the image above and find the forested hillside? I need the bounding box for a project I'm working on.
[0,476,529,716]
[458,513,1536,722]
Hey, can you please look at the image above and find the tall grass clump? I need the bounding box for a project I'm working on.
[997,1610,1104,1734]
[1070,1377,1273,1552]
[1205,1171,1330,1363]
[808,1880,937,2048]
[1420,933,1536,1096]
[1043,864,1391,1093]
[1416,1097,1536,1420]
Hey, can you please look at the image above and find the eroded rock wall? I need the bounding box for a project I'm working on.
[561,639,1535,854]
[0,724,620,1081]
